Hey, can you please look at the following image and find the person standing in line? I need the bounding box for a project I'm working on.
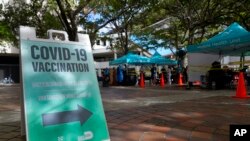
[112,67,117,86]
[161,66,167,82]
[109,67,114,85]
[167,66,172,85]
[139,66,145,85]
[150,64,157,85]
[123,64,128,85]
[116,65,124,85]
[183,66,188,83]
[103,67,110,87]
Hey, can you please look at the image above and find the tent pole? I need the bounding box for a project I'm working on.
[240,54,242,69]
[243,53,245,69]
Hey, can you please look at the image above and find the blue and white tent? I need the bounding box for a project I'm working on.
[187,22,250,56]
[150,52,177,65]
[109,53,151,65]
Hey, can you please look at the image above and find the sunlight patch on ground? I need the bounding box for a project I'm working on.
[0,111,20,123]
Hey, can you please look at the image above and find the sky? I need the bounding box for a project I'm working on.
[99,26,174,56]
[149,48,173,56]
[89,13,173,56]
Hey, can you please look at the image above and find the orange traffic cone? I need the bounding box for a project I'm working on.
[178,73,183,86]
[160,73,165,87]
[233,72,250,99]
[139,72,145,88]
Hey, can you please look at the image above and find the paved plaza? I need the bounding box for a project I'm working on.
[0,84,250,141]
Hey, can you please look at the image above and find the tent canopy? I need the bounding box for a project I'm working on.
[152,51,162,57]
[150,51,177,65]
[109,53,151,65]
[187,22,250,56]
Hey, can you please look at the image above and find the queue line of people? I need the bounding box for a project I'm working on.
[101,65,130,87]
[100,64,184,87]
[140,65,174,86]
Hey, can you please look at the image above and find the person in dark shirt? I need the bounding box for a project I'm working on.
[161,66,167,82]
[183,66,188,83]
[103,67,110,87]
[150,64,157,85]
[207,61,224,89]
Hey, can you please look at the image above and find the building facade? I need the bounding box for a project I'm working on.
[0,44,19,83]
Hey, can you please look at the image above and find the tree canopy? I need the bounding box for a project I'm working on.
[133,0,250,52]
[0,0,250,54]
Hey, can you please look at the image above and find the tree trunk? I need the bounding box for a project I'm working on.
[56,0,77,41]
[67,28,77,41]
[124,26,129,54]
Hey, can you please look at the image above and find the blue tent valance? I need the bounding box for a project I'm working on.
[109,52,177,66]
[187,22,250,56]
[109,53,151,65]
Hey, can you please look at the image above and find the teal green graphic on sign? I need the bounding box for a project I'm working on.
[20,39,110,141]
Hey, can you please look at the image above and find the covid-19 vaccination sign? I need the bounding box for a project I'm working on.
[20,27,110,141]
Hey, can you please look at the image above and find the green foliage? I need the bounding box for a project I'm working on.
[98,0,158,54]
[0,22,15,42]
[0,0,63,46]
[133,0,250,53]
[1,0,250,53]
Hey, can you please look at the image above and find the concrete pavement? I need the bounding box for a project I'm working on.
[0,84,250,141]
